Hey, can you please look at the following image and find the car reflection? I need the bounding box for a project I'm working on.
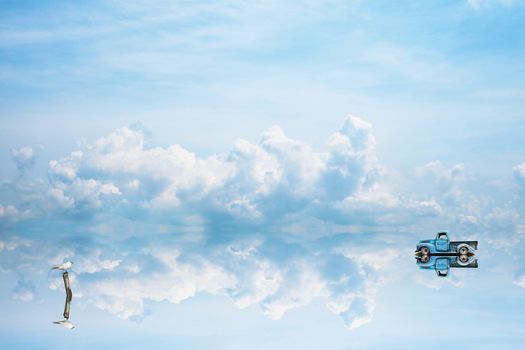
[416,255,478,277]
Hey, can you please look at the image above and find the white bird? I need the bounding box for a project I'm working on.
[53,319,75,329]
[52,261,73,270]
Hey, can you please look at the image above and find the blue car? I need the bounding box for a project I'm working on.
[416,255,478,277]
[416,232,478,256]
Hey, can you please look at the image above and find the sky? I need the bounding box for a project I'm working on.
[1,0,525,349]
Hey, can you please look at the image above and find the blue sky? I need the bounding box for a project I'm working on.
[1,0,525,349]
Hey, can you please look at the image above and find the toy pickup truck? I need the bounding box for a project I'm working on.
[416,232,478,256]
[415,232,478,277]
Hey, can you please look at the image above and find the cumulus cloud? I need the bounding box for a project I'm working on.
[93,238,390,328]
[77,253,121,274]
[11,146,41,174]
[416,160,465,193]
[411,160,500,232]
[0,203,31,221]
[47,178,121,213]
[3,115,438,231]
[0,204,19,218]
[84,249,234,320]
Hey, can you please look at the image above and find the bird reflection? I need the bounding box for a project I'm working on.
[52,266,75,329]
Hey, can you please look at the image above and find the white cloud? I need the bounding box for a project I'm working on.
[416,161,465,192]
[76,243,388,329]
[49,151,82,181]
[259,262,326,320]
[15,116,410,227]
[11,146,41,174]
[47,125,232,212]
[83,249,235,320]
[74,250,122,274]
[46,179,121,212]
[0,204,19,218]
[44,115,440,231]
[0,204,31,221]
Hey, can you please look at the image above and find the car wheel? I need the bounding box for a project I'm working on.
[421,255,429,263]
[459,254,468,263]
[459,246,469,255]
[420,247,430,255]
